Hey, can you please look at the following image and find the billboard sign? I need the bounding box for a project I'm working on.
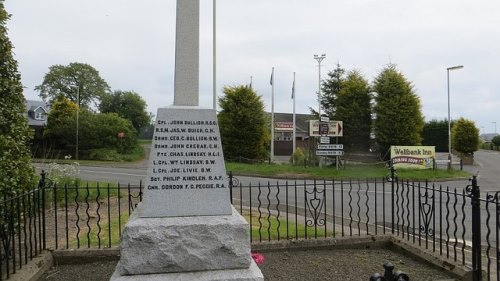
[390,146,435,169]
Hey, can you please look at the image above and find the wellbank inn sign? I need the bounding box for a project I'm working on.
[390,146,435,169]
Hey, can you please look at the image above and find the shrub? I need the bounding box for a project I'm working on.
[89,148,121,161]
[291,147,306,165]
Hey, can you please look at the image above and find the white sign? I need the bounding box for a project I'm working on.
[309,120,343,137]
[319,137,331,144]
[316,150,344,156]
[317,144,344,150]
[320,116,330,122]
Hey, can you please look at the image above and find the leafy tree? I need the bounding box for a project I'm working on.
[44,98,137,157]
[218,85,269,160]
[335,70,372,151]
[422,119,449,152]
[79,112,137,153]
[99,90,151,132]
[452,118,479,154]
[373,64,424,158]
[35,62,110,108]
[0,2,35,194]
[44,97,78,149]
[492,135,500,150]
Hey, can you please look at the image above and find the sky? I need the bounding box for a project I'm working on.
[4,0,500,134]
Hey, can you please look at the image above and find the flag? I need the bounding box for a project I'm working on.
[291,75,295,99]
[270,70,273,86]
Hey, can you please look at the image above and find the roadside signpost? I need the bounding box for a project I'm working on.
[310,119,344,170]
[316,150,344,156]
[319,136,330,144]
[317,144,343,150]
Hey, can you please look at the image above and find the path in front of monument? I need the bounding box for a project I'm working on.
[39,247,456,281]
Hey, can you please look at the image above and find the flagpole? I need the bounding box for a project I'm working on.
[271,67,275,163]
[212,0,217,110]
[292,72,296,162]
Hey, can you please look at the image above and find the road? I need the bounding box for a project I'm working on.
[32,150,500,243]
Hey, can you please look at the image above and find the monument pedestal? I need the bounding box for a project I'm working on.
[110,205,263,281]
[110,261,263,281]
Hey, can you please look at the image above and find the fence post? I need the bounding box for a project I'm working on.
[39,170,46,188]
[390,162,395,234]
[229,171,233,204]
[470,176,482,281]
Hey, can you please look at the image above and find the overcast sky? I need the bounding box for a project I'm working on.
[5,0,500,134]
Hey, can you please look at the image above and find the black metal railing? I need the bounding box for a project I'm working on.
[227,171,497,281]
[0,171,498,280]
[0,172,143,281]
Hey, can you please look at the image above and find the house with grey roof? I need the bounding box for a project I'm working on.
[24,100,49,140]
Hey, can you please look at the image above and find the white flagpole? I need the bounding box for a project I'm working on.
[292,72,296,161]
[271,67,275,163]
[212,0,217,110]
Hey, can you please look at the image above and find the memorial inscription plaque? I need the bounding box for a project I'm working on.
[139,106,232,218]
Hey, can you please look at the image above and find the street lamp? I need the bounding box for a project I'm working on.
[447,65,464,170]
[70,85,80,161]
[314,54,326,118]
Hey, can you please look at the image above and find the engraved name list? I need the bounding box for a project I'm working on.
[147,118,226,192]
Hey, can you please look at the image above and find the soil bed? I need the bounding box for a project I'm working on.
[39,248,456,281]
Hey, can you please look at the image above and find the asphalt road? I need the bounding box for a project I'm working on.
[32,150,500,245]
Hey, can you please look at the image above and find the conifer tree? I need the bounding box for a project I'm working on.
[0,2,35,194]
[373,64,424,159]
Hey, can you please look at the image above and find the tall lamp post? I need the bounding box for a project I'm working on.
[70,85,80,160]
[313,54,326,118]
[447,65,464,170]
[314,54,326,168]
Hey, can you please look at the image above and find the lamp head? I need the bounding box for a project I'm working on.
[447,65,464,71]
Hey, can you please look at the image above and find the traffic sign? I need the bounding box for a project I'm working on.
[320,116,330,122]
[317,144,343,150]
[319,137,330,144]
[316,150,344,156]
[309,120,343,137]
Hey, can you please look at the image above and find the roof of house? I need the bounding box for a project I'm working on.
[25,100,49,127]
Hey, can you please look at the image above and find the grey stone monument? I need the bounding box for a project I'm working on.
[110,0,263,280]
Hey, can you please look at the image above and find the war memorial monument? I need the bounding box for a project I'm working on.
[110,0,264,280]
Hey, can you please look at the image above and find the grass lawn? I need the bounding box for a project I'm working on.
[226,162,469,180]
[71,209,330,248]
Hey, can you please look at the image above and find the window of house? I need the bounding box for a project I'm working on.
[35,112,44,120]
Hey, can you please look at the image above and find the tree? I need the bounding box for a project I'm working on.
[35,62,110,108]
[315,63,346,118]
[452,118,479,155]
[79,112,137,153]
[422,119,449,152]
[492,135,500,150]
[373,64,424,158]
[218,85,269,160]
[0,3,35,194]
[99,90,151,132]
[44,97,78,149]
[335,70,372,151]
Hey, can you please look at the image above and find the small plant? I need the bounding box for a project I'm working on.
[47,162,80,186]
[291,147,305,165]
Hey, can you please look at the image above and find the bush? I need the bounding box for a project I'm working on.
[89,148,121,161]
[291,147,306,165]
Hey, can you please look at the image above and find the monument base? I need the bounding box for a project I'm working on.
[119,205,252,275]
[110,260,264,281]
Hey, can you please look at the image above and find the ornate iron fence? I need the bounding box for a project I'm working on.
[0,171,498,280]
